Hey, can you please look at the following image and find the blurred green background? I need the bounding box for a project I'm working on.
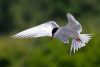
[0,0,100,67]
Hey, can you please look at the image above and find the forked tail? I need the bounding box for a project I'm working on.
[70,34,93,55]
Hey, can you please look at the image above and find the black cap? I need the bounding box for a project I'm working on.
[52,28,59,36]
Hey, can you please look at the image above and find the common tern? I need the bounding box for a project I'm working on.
[12,13,92,55]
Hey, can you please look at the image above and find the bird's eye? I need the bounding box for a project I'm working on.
[52,28,59,35]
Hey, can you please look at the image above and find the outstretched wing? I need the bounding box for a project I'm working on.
[66,13,82,33]
[12,21,59,38]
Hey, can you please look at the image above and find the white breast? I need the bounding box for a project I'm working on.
[55,27,78,38]
[54,27,79,43]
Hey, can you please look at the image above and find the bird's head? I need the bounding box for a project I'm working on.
[51,27,59,40]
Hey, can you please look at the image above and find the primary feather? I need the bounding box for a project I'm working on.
[12,21,59,38]
[12,13,93,55]
[66,13,93,55]
[66,13,82,32]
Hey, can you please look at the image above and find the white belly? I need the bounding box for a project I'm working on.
[55,27,77,38]
[54,27,78,43]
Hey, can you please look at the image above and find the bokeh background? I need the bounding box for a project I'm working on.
[0,0,100,67]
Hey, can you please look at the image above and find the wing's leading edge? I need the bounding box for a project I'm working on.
[66,13,82,33]
[12,21,59,38]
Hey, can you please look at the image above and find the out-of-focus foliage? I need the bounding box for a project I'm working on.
[0,0,100,34]
[0,0,100,67]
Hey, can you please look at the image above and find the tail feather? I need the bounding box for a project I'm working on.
[80,34,92,43]
[70,34,92,55]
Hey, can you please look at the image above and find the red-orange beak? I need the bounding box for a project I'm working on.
[51,35,54,40]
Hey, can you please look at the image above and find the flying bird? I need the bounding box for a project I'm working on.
[12,13,92,55]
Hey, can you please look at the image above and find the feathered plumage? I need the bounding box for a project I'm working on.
[12,13,92,55]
